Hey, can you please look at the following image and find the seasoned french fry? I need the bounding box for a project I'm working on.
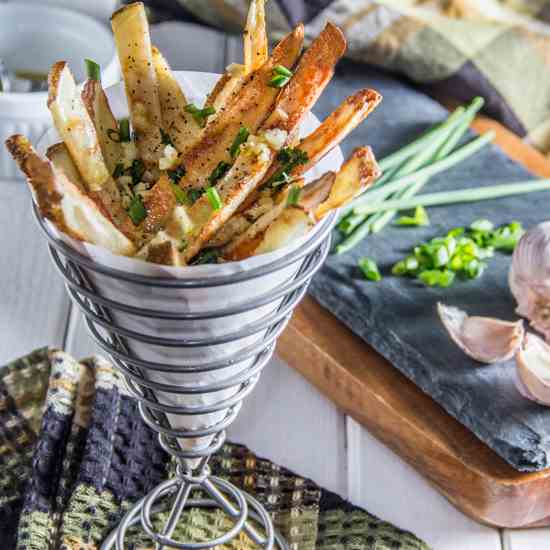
[111,2,163,165]
[224,147,379,261]
[139,174,176,237]
[244,0,268,74]
[81,78,122,175]
[314,146,379,220]
[46,143,87,192]
[204,65,246,113]
[6,135,136,255]
[47,62,110,192]
[152,46,202,154]
[178,24,304,191]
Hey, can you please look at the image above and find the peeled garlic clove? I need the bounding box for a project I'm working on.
[437,303,524,364]
[509,222,550,340]
[515,333,550,405]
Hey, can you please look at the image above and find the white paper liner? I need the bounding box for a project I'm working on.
[37,72,344,462]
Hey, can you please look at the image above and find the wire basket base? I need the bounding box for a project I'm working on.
[100,471,288,550]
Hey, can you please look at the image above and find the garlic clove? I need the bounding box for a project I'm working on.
[437,302,524,364]
[515,333,550,405]
[509,222,550,341]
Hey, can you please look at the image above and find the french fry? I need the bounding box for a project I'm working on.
[47,62,111,192]
[178,24,304,191]
[244,0,268,74]
[139,174,176,237]
[46,143,88,192]
[152,46,202,154]
[111,2,163,165]
[6,135,136,256]
[224,147,379,261]
[204,65,246,113]
[313,146,379,220]
[81,78,122,175]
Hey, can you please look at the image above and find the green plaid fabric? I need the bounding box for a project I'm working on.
[173,0,550,155]
[0,348,429,549]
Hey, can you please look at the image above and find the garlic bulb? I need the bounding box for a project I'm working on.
[515,333,550,405]
[437,303,524,363]
[509,222,550,340]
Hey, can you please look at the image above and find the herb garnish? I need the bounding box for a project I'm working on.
[112,163,125,179]
[187,188,205,204]
[287,185,301,206]
[267,147,308,187]
[269,65,293,88]
[208,161,231,185]
[129,159,145,185]
[185,104,216,127]
[206,187,223,211]
[167,166,186,184]
[85,59,101,81]
[127,195,147,225]
[229,127,250,159]
[191,248,220,265]
[107,118,131,143]
[358,257,382,282]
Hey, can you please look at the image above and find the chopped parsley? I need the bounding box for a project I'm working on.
[185,104,216,128]
[167,166,186,184]
[187,188,205,204]
[129,159,146,185]
[127,195,147,225]
[267,147,308,187]
[208,161,231,186]
[190,248,220,265]
[229,127,250,159]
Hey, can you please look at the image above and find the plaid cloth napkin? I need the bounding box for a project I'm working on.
[169,0,550,156]
[0,348,428,549]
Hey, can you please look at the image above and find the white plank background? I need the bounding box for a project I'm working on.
[1,19,549,550]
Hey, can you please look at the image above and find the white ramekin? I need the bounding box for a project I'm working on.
[0,3,119,180]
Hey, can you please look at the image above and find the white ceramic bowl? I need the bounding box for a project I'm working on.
[0,3,119,180]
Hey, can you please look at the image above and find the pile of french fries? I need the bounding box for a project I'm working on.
[5,1,382,266]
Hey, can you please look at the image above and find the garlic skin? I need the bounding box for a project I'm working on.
[515,333,550,406]
[509,222,550,340]
[437,303,524,364]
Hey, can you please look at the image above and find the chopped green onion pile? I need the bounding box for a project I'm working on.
[389,220,524,287]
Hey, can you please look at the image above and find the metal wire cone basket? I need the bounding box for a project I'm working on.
[33,201,335,550]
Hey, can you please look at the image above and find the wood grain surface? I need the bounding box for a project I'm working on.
[277,116,550,529]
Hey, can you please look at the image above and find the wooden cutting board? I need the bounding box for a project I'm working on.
[277,116,550,530]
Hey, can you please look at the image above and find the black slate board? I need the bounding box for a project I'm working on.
[309,61,550,473]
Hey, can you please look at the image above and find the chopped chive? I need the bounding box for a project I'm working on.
[273,64,293,78]
[85,59,101,81]
[119,118,131,142]
[359,257,382,281]
[269,75,290,88]
[127,195,147,225]
[229,127,250,159]
[185,104,216,127]
[287,185,302,206]
[112,163,125,179]
[206,187,223,210]
[396,205,430,227]
[208,161,231,185]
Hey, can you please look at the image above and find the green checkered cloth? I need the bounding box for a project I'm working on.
[173,0,550,156]
[0,348,428,549]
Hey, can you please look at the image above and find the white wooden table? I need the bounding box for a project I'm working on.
[1,19,548,550]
